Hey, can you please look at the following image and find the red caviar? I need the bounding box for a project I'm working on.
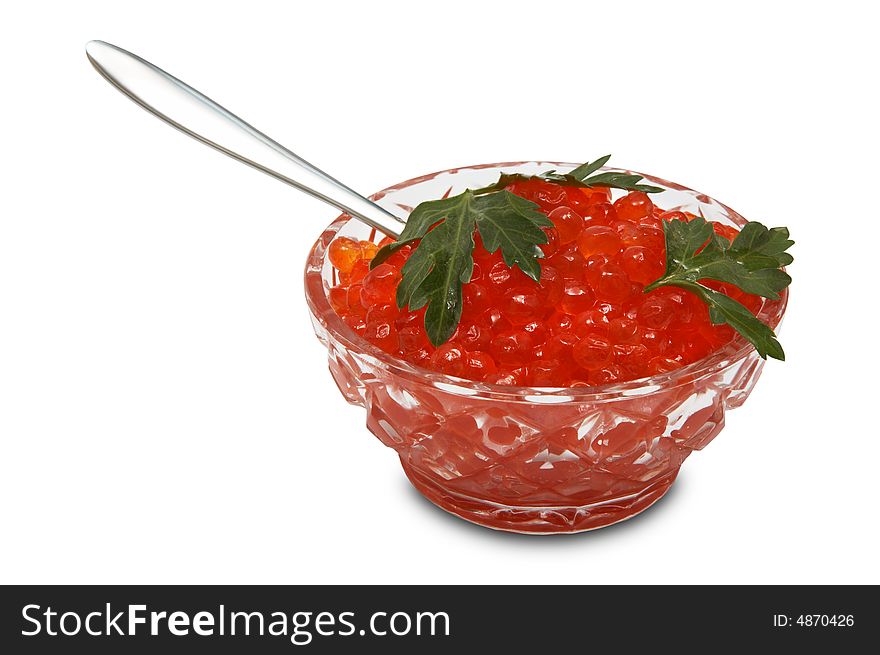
[327,180,761,387]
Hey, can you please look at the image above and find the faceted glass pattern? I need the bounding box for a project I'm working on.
[304,163,787,533]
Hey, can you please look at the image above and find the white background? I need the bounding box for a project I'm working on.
[1,1,878,585]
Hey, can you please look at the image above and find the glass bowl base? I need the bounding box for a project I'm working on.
[402,462,678,534]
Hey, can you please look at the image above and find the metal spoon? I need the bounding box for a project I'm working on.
[85,40,405,238]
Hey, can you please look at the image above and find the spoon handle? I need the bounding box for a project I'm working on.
[85,40,405,238]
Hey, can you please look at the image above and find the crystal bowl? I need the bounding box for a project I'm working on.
[304,162,787,534]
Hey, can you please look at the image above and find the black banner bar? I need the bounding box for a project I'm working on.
[1,585,873,653]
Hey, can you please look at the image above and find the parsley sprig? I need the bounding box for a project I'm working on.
[370,156,792,360]
[372,190,551,345]
[644,217,793,360]
[473,155,665,196]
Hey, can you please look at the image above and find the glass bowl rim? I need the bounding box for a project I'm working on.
[304,161,788,403]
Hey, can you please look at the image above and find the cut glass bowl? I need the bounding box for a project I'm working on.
[304,162,787,534]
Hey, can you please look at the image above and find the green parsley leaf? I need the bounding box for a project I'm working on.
[567,154,612,180]
[569,170,664,194]
[372,190,550,346]
[644,216,793,360]
[469,190,552,281]
[472,155,662,196]
[401,216,475,347]
[567,155,664,193]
